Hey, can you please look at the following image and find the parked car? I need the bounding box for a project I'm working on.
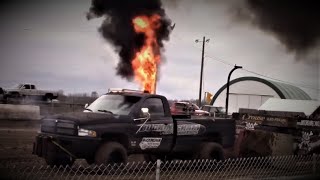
[191,103,211,116]
[170,101,193,115]
[170,101,210,116]
[201,105,226,117]
[5,83,59,101]
[33,89,235,166]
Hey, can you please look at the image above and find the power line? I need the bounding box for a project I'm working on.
[171,33,320,92]
[172,34,233,66]
[241,68,320,91]
[204,54,320,92]
[204,54,233,66]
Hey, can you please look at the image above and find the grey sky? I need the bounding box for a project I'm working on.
[0,0,319,100]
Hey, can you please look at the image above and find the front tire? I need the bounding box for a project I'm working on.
[95,142,127,165]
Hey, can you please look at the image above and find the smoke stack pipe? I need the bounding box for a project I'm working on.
[153,72,157,94]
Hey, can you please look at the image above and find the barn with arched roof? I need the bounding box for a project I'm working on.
[210,76,312,114]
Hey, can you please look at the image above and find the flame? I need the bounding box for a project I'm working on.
[132,14,161,94]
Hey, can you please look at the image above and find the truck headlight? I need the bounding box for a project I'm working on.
[78,128,97,137]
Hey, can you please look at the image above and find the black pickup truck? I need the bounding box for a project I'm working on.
[33,89,235,166]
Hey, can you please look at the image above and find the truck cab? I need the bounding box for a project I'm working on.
[16,84,36,95]
[19,84,36,89]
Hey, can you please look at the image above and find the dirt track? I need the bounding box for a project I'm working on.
[0,129,37,158]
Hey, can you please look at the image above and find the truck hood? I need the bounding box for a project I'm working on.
[195,110,210,115]
[48,112,131,125]
[195,109,208,113]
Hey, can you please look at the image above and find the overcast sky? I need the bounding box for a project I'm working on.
[0,0,319,100]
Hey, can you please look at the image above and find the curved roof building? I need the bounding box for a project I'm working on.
[210,76,311,114]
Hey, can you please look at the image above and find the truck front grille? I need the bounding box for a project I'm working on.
[41,119,77,136]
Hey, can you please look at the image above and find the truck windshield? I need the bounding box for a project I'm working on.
[192,104,200,110]
[201,106,210,111]
[86,94,141,115]
[217,107,226,113]
[175,103,187,111]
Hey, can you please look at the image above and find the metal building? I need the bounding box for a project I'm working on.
[210,76,312,114]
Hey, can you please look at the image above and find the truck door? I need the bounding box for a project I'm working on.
[30,84,36,96]
[21,84,31,96]
[133,97,173,153]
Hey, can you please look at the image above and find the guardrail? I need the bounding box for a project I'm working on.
[0,104,41,120]
[0,101,86,117]
[1,154,319,180]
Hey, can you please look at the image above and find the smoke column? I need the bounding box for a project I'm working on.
[87,0,172,80]
[234,0,320,58]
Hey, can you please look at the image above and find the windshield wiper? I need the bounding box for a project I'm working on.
[97,109,114,114]
[84,108,93,112]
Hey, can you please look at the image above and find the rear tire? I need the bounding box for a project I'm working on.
[95,142,127,165]
[196,142,225,172]
[44,94,53,102]
[198,142,225,161]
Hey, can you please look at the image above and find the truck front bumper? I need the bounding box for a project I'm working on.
[33,133,101,159]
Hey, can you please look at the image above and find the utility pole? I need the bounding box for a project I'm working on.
[195,36,210,107]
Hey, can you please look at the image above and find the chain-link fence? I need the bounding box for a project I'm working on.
[1,154,319,180]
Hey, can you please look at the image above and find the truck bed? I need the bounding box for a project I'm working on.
[175,117,236,148]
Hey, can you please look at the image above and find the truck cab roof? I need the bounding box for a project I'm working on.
[83,89,172,117]
[106,88,163,98]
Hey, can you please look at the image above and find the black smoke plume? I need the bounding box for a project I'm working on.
[87,0,172,80]
[234,0,320,58]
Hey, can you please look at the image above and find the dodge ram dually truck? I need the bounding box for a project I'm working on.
[33,89,235,166]
[5,83,59,101]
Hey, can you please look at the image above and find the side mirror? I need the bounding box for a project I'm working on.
[135,108,151,134]
[84,103,89,109]
[141,108,149,117]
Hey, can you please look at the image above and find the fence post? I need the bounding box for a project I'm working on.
[156,159,161,180]
[313,153,316,175]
